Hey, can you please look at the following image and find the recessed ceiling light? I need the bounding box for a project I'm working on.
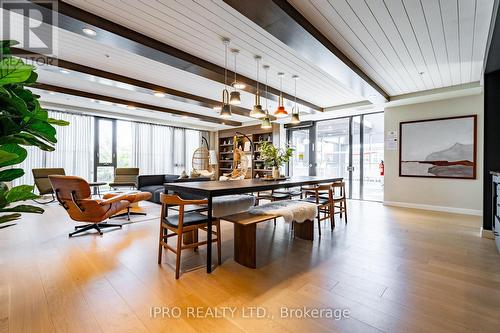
[213,105,222,111]
[98,100,113,106]
[153,92,166,98]
[60,69,70,74]
[82,27,97,36]
[48,91,56,95]
[127,105,137,110]
[181,115,189,119]
[232,82,246,89]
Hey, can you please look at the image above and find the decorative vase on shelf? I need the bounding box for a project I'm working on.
[272,166,280,179]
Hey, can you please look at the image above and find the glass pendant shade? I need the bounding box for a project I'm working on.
[250,92,266,118]
[220,89,232,118]
[261,114,272,129]
[274,104,288,118]
[229,91,241,105]
[220,104,232,118]
[290,112,300,124]
[274,73,288,117]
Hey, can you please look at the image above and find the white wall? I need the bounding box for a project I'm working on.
[384,93,484,215]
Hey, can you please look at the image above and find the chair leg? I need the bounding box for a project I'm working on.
[69,222,121,237]
[273,218,276,227]
[216,220,222,265]
[158,228,164,264]
[317,212,321,236]
[330,203,335,230]
[175,233,182,279]
[344,199,348,224]
[69,224,95,237]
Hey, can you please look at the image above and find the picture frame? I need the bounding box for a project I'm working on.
[399,115,477,179]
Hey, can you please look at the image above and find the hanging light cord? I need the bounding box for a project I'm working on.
[256,58,260,96]
[265,67,269,111]
[294,77,297,113]
[224,42,228,88]
[233,52,237,90]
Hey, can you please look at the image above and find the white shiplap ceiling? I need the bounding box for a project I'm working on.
[62,0,365,107]
[288,0,495,96]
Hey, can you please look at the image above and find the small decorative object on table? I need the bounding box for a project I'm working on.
[259,141,294,179]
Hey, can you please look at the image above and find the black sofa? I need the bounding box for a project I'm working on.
[137,174,211,203]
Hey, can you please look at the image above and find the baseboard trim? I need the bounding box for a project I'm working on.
[480,227,495,239]
[383,201,483,216]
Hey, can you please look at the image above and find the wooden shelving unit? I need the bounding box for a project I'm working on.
[217,124,278,179]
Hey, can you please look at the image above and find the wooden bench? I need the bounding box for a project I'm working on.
[222,211,314,268]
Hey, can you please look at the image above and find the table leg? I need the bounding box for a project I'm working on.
[183,229,198,245]
[206,195,213,273]
[234,224,257,269]
[293,219,314,241]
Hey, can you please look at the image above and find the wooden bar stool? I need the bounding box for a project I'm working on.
[158,194,222,279]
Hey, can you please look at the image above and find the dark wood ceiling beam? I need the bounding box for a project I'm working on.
[12,48,256,118]
[223,0,389,102]
[33,83,242,127]
[29,0,322,112]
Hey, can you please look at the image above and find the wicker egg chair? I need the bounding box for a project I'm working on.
[191,138,215,178]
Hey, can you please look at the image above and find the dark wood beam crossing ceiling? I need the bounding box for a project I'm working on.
[12,49,255,119]
[29,0,322,112]
[34,83,242,127]
[223,0,389,103]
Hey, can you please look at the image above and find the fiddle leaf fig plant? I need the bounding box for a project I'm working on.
[0,40,69,226]
[259,141,294,168]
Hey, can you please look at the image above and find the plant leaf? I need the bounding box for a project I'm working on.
[0,213,21,224]
[0,58,33,85]
[5,185,38,203]
[0,144,27,167]
[0,168,24,182]
[10,133,55,151]
[0,149,18,167]
[48,118,70,126]
[26,120,57,143]
[0,204,43,214]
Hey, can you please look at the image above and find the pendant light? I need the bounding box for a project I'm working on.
[229,49,242,105]
[274,72,288,118]
[261,65,272,129]
[219,38,232,118]
[250,55,266,118]
[290,74,300,124]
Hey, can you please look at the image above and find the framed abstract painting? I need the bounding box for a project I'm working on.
[399,115,477,179]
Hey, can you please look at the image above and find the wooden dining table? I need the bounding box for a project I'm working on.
[164,176,343,273]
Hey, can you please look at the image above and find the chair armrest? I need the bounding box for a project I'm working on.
[96,193,131,205]
[180,199,208,205]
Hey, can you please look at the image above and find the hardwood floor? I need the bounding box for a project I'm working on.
[1,200,499,333]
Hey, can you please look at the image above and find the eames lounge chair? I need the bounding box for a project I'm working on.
[49,175,151,237]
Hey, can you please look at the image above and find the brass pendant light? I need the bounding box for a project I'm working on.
[274,72,288,118]
[220,38,232,118]
[250,55,266,118]
[229,49,242,105]
[261,65,272,129]
[290,74,300,124]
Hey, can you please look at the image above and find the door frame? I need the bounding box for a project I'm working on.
[286,123,316,176]
[286,111,383,200]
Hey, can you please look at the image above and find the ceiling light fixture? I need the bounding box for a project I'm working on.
[229,49,242,105]
[82,27,97,36]
[60,69,70,74]
[290,75,300,124]
[126,105,137,110]
[274,72,288,118]
[250,55,265,118]
[220,38,232,119]
[153,91,166,98]
[261,64,272,129]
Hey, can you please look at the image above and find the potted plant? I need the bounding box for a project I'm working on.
[0,40,68,228]
[259,141,294,179]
